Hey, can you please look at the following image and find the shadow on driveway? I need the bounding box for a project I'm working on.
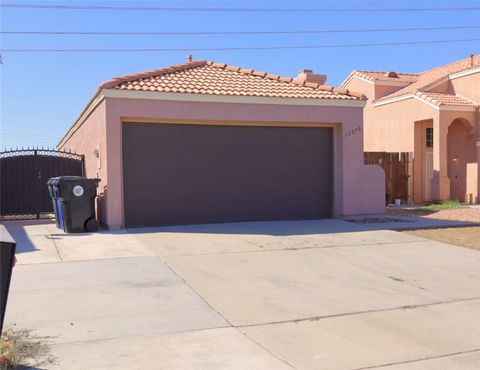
[127,218,370,237]
[0,220,54,254]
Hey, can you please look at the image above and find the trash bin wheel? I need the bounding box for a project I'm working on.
[85,218,99,232]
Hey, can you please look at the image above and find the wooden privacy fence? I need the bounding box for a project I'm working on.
[364,152,411,205]
[0,148,84,220]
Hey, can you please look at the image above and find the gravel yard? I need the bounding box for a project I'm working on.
[390,206,480,251]
[388,205,480,222]
[404,226,480,251]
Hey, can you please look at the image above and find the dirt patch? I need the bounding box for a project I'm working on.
[403,226,480,251]
[388,207,480,223]
[387,208,435,217]
[424,208,480,222]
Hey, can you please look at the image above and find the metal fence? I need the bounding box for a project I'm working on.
[0,148,84,220]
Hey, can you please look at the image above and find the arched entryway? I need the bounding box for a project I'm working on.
[447,118,476,202]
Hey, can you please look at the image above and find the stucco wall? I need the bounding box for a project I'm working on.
[374,84,408,100]
[341,78,380,151]
[342,77,420,152]
[449,72,480,103]
[100,97,385,228]
[58,100,109,224]
[364,98,439,153]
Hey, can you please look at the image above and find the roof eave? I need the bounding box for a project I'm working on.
[58,88,366,147]
[373,93,477,112]
[57,88,104,148]
[102,88,366,107]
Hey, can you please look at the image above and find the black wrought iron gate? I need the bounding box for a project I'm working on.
[0,148,84,220]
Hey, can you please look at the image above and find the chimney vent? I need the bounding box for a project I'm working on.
[187,54,193,63]
[385,71,399,78]
[294,69,327,85]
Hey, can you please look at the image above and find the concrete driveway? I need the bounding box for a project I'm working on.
[2,219,480,369]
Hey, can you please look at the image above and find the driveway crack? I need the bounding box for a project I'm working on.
[238,296,480,329]
[50,233,64,262]
[349,347,480,370]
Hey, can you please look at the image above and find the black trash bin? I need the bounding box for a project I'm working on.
[47,177,64,229]
[55,176,101,233]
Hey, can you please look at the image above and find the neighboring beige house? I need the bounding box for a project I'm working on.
[341,55,480,204]
[58,59,384,229]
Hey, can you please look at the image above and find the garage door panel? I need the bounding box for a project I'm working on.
[123,159,329,181]
[130,178,327,205]
[128,198,325,227]
[124,149,327,177]
[123,123,333,227]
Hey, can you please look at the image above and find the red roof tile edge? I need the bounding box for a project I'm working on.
[99,60,366,100]
[352,70,419,82]
[375,54,480,103]
[99,60,209,89]
[415,91,478,107]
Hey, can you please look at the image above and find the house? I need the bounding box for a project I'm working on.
[58,59,384,229]
[341,55,480,204]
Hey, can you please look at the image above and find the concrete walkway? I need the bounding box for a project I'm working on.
[2,219,480,369]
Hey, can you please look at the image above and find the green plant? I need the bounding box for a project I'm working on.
[419,199,463,211]
[0,329,56,369]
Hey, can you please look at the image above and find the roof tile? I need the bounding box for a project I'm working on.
[416,92,477,107]
[375,54,480,102]
[100,60,362,100]
[353,70,419,83]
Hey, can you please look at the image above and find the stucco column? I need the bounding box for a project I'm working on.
[431,115,450,201]
[104,101,124,230]
[477,141,480,204]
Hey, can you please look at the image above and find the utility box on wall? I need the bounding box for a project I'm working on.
[0,226,16,336]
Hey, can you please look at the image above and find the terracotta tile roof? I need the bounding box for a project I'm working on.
[100,60,364,100]
[352,70,419,83]
[377,54,480,102]
[415,92,477,107]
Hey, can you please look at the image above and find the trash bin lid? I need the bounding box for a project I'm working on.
[56,176,100,184]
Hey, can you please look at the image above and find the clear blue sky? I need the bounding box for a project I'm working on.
[1,0,479,149]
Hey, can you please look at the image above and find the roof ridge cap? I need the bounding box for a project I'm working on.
[208,61,363,99]
[100,60,208,89]
[417,54,479,75]
[355,69,418,76]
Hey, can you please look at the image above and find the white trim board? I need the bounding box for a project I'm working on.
[102,89,366,107]
[340,73,374,88]
[373,94,477,112]
[449,66,480,80]
[340,73,413,89]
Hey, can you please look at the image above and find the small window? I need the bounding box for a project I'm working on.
[426,127,433,147]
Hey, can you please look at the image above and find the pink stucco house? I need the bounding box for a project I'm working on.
[341,55,480,204]
[59,59,384,229]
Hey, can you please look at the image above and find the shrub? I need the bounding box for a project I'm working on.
[0,329,55,369]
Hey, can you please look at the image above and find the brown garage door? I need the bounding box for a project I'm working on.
[122,122,333,227]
